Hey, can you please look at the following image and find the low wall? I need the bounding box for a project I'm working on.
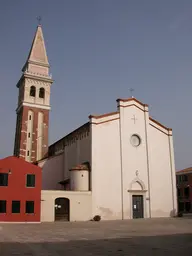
[41,190,92,222]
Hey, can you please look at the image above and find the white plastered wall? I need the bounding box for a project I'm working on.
[39,154,64,190]
[118,101,150,219]
[149,123,177,217]
[91,113,122,220]
[41,190,92,222]
[70,170,89,191]
[63,133,91,186]
[90,98,177,220]
[39,131,91,191]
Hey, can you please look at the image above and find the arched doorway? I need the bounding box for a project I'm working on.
[128,179,147,219]
[54,198,70,221]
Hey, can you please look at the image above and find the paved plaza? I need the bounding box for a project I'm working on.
[0,218,192,255]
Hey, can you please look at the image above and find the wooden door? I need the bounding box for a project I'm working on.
[55,198,70,221]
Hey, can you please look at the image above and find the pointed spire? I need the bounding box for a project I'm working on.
[22,25,49,72]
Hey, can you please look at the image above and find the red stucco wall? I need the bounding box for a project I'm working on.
[0,156,42,222]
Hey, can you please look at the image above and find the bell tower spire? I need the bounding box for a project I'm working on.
[14,24,53,162]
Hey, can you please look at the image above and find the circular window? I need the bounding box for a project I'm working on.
[130,134,141,147]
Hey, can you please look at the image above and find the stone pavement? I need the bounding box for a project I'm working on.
[0,218,192,255]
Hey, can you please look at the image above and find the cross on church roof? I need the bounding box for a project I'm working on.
[129,88,134,98]
[37,16,42,25]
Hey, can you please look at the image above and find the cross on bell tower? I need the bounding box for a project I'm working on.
[37,16,42,25]
[13,24,53,162]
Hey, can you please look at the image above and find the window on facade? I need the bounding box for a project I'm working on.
[178,175,183,183]
[177,188,181,197]
[0,173,8,186]
[0,200,6,213]
[26,174,35,187]
[30,86,36,97]
[27,151,30,156]
[12,201,20,213]
[29,115,32,120]
[183,175,188,182]
[28,133,30,138]
[25,201,34,214]
[184,187,190,198]
[39,87,45,98]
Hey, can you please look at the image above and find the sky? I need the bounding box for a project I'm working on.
[0,0,192,170]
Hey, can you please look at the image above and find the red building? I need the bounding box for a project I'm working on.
[0,156,42,222]
[176,167,192,213]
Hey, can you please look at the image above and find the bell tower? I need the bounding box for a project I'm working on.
[14,25,53,162]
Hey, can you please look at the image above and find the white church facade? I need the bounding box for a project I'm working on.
[13,24,177,222]
[39,97,177,221]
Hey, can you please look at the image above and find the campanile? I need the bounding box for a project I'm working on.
[14,25,53,162]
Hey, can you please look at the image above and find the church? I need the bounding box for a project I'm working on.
[13,24,177,222]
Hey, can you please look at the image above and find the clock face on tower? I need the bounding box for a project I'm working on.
[130,134,141,147]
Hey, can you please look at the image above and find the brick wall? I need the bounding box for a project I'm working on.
[14,106,49,162]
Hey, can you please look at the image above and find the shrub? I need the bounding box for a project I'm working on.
[93,215,101,221]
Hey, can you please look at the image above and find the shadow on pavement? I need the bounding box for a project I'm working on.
[0,233,192,255]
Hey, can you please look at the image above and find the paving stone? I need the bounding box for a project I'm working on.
[0,218,191,255]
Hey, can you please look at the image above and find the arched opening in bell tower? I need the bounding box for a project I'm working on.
[30,86,36,97]
[39,87,45,98]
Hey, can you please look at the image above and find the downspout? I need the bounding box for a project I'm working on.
[119,107,124,220]
[144,109,152,218]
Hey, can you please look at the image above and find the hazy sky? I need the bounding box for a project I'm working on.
[0,0,192,170]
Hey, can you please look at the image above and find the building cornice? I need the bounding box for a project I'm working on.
[22,60,50,72]
[149,117,172,132]
[116,97,149,107]
[16,72,53,88]
[176,167,192,175]
[16,102,51,113]
[89,111,119,119]
[48,122,90,156]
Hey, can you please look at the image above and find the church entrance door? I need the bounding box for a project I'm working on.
[132,195,144,219]
[54,197,70,221]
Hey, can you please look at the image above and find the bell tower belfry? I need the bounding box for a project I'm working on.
[14,25,53,162]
